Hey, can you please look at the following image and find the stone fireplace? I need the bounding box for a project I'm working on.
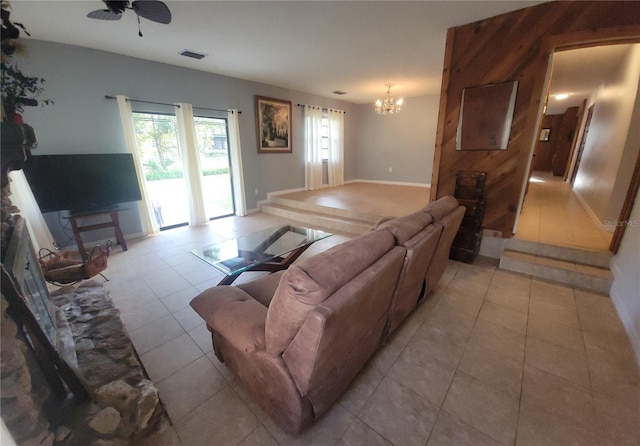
[1,184,165,445]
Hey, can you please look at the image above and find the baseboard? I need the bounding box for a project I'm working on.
[346,179,430,188]
[266,187,306,198]
[573,190,613,232]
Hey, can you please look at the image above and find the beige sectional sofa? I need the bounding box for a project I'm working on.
[190,196,464,434]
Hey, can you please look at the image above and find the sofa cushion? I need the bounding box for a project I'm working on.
[236,270,285,308]
[190,286,267,353]
[424,196,459,221]
[265,230,395,355]
[377,211,433,244]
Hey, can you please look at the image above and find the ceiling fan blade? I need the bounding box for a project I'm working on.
[87,9,122,20]
[132,1,171,24]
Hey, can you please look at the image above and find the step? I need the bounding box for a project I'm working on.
[503,238,612,268]
[499,249,613,294]
[261,202,373,235]
[270,195,381,224]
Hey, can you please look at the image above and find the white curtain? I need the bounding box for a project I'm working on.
[175,103,208,226]
[7,170,56,253]
[327,109,345,187]
[115,95,159,235]
[304,105,324,190]
[227,109,247,216]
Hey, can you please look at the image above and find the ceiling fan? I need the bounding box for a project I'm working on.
[87,1,172,36]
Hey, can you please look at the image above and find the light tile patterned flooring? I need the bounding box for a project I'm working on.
[516,172,613,251]
[99,185,638,446]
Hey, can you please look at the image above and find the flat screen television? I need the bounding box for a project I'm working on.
[23,154,143,213]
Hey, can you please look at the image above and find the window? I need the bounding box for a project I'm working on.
[321,110,329,161]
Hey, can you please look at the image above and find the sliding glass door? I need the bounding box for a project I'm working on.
[132,112,189,229]
[193,116,234,219]
[132,112,235,229]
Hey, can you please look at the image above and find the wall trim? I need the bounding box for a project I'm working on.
[266,187,306,198]
[573,188,615,232]
[345,179,431,188]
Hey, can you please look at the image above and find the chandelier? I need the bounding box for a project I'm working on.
[375,84,403,115]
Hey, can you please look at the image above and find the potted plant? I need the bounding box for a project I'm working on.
[1,0,49,186]
[1,0,50,120]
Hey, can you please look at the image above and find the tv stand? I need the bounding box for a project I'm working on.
[66,208,128,254]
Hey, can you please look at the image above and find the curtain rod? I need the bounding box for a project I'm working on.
[296,103,346,114]
[104,95,241,114]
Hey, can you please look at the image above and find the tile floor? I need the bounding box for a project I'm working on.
[515,172,612,251]
[100,208,639,446]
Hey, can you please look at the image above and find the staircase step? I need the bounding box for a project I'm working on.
[503,238,612,268]
[261,203,372,235]
[499,249,613,294]
[270,195,380,224]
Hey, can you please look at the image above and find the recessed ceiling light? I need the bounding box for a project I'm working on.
[179,50,206,60]
[555,93,570,100]
[332,90,347,95]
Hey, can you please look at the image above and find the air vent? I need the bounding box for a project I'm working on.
[332,90,347,95]
[179,50,206,60]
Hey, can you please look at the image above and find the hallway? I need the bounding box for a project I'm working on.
[515,172,612,252]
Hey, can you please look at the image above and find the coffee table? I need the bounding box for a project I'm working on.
[191,225,332,285]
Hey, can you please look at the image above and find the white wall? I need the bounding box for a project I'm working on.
[608,74,640,225]
[610,187,640,365]
[573,45,640,225]
[354,94,439,185]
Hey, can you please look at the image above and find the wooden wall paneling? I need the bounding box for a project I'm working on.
[552,107,580,176]
[563,100,587,180]
[431,1,640,237]
[533,115,559,171]
[430,28,456,202]
[610,147,640,254]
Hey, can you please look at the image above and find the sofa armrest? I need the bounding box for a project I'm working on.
[191,286,267,353]
[373,216,396,229]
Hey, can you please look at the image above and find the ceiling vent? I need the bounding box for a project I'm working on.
[332,90,347,95]
[179,50,206,60]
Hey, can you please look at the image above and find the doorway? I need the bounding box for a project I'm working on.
[518,43,640,251]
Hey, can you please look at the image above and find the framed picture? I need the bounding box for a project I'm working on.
[539,128,551,141]
[456,80,518,151]
[256,96,292,153]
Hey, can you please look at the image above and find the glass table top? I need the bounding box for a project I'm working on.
[191,225,332,276]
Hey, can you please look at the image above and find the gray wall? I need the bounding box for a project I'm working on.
[354,94,438,185]
[17,40,437,246]
[17,40,360,244]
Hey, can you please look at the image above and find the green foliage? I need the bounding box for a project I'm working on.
[203,167,229,176]
[145,168,183,181]
[145,166,229,181]
[0,4,51,118]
